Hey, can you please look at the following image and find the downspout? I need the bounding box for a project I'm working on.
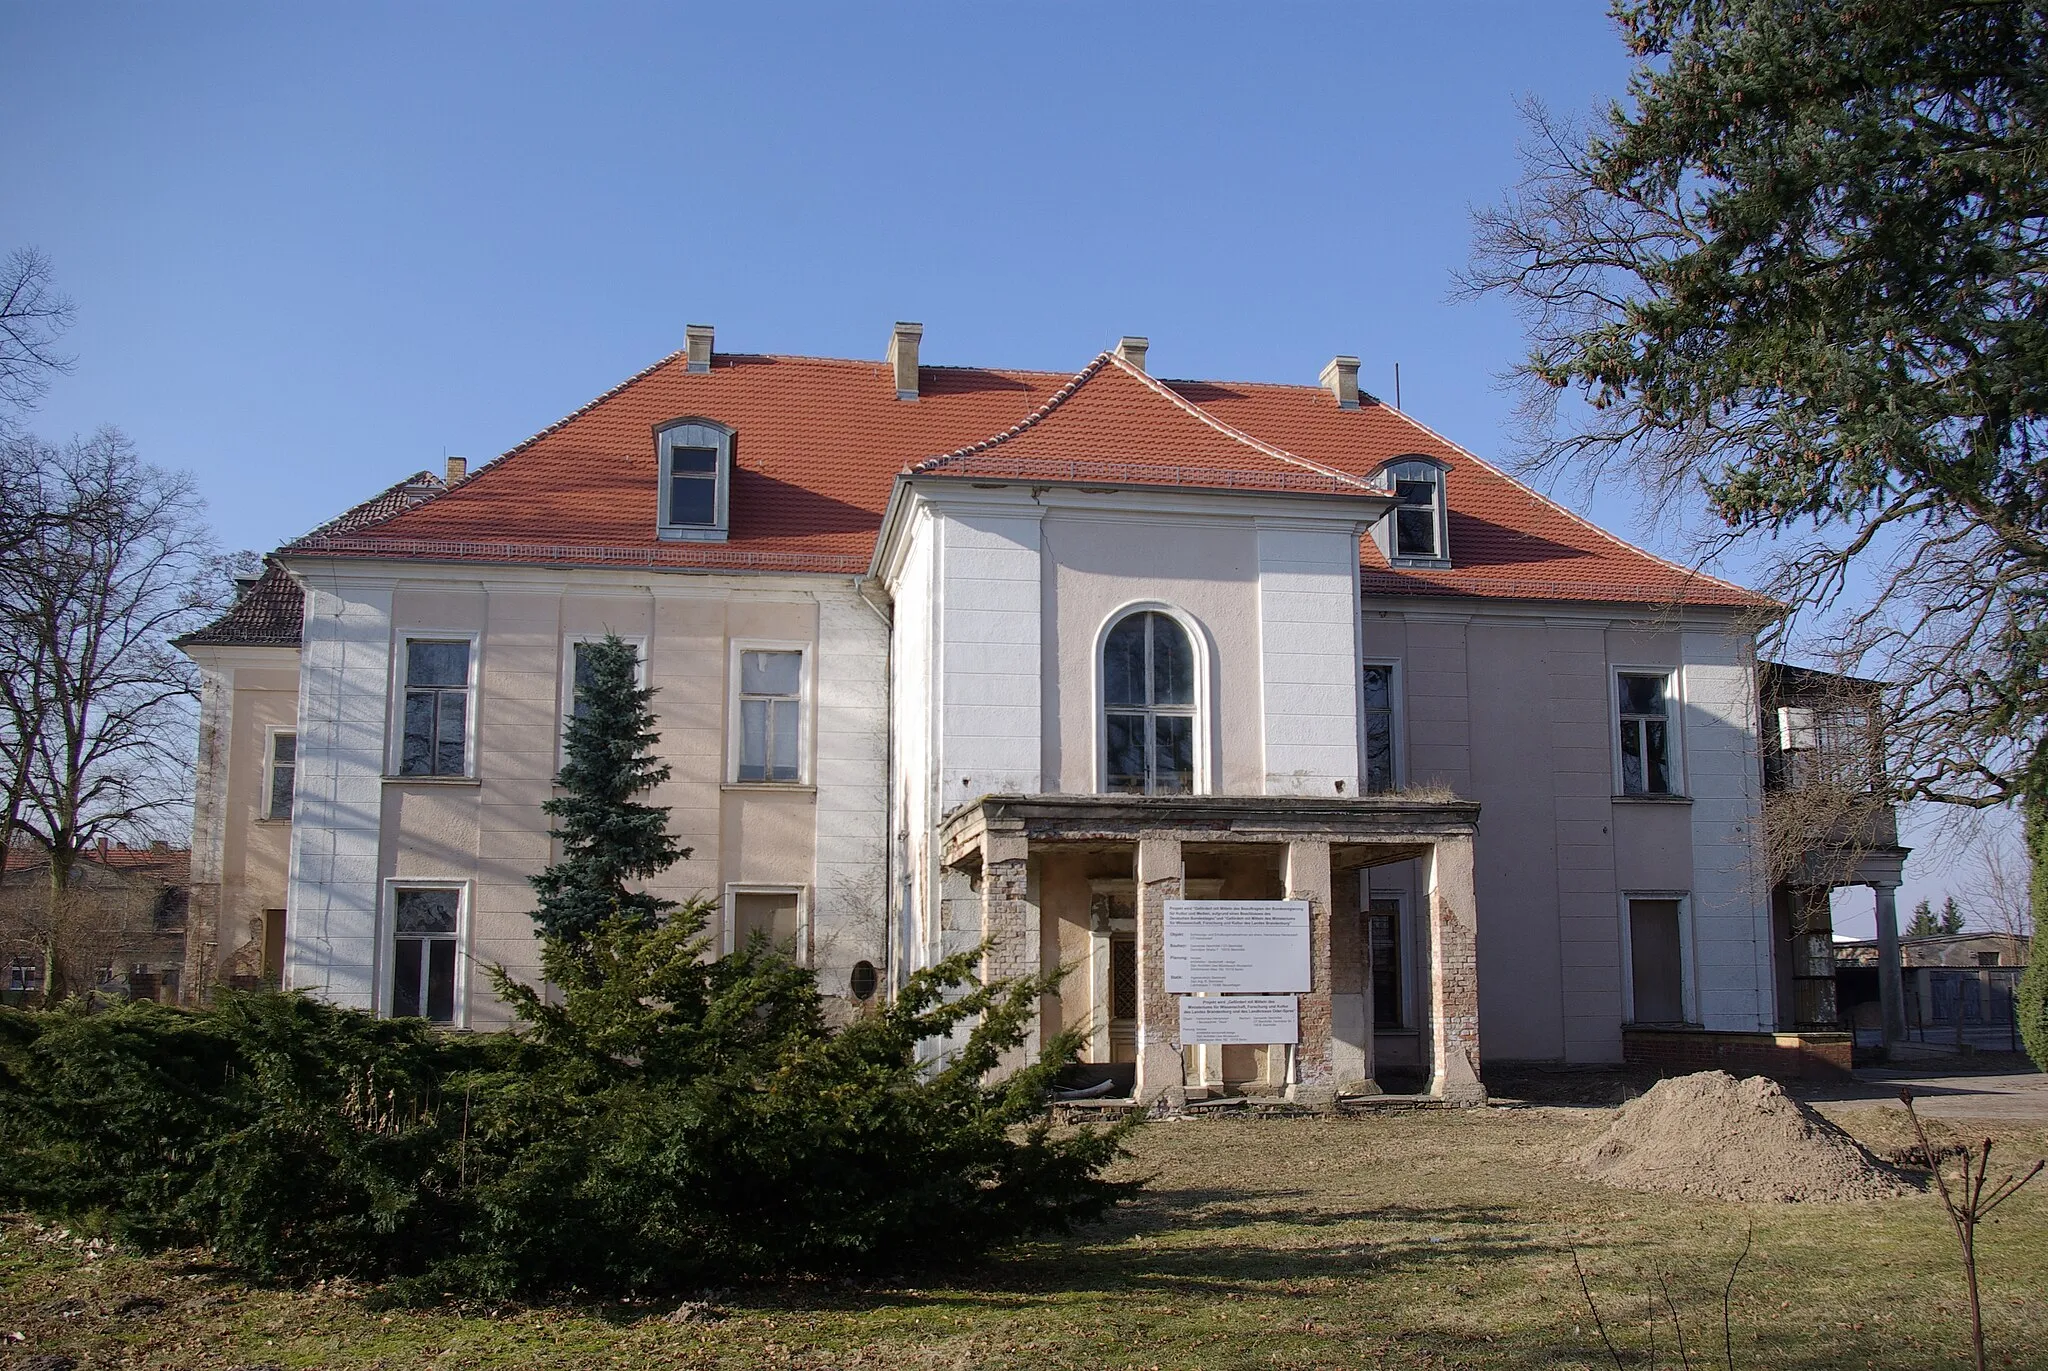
[853,574,895,997]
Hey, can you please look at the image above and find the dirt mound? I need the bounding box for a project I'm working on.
[1579,1070,1907,1203]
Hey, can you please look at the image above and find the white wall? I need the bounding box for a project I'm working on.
[937,509,1045,800]
[1257,523,1363,795]
[1681,627,1772,1030]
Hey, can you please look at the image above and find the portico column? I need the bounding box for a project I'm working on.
[1425,834,1486,1104]
[1871,880,1907,1049]
[1285,839,1336,1108]
[980,830,1037,1067]
[1135,835,1185,1111]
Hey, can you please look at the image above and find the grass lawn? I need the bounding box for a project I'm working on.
[3,1098,2043,1370]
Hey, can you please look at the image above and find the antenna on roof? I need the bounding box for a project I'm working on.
[1394,363,1402,411]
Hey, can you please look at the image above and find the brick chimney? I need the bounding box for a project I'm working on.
[684,323,714,374]
[444,456,467,484]
[1115,336,1149,373]
[887,321,922,400]
[1319,355,1361,409]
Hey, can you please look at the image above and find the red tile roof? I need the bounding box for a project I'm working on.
[281,347,1769,610]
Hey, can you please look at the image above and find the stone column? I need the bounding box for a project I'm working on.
[1285,839,1336,1107]
[1425,834,1486,1104]
[1871,880,1907,1049]
[979,830,1037,1067]
[1135,835,1185,1111]
[1329,862,1371,1093]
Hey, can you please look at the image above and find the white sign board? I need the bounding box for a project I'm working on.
[1163,899,1311,993]
[1179,994,1300,1045]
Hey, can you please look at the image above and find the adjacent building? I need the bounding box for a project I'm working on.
[180,326,1798,1105]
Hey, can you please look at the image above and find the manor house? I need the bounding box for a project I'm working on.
[179,326,1800,1106]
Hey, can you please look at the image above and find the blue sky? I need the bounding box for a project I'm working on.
[0,3,2004,926]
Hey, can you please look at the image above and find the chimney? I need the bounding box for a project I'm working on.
[684,323,715,374]
[887,321,922,400]
[1115,336,1149,373]
[444,456,467,484]
[1319,355,1361,409]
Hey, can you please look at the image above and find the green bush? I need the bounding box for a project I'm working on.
[0,915,1132,1302]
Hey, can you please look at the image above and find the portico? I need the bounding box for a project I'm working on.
[938,793,1485,1110]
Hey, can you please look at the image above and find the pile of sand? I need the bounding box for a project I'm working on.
[1579,1070,1907,1203]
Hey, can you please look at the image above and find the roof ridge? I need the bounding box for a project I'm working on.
[294,470,446,543]
[910,351,1376,491]
[1372,405,1774,609]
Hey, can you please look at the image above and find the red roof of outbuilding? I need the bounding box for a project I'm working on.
[283,346,1769,610]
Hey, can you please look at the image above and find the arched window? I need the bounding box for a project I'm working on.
[1103,610,1196,795]
[1376,457,1449,564]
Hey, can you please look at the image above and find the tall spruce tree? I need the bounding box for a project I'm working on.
[531,634,690,948]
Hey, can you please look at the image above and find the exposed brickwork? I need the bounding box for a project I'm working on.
[1427,835,1486,1105]
[1622,1028,1855,1082]
[1287,840,1335,1106]
[1135,836,1186,1111]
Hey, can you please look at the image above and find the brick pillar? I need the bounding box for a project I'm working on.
[1135,835,1185,1111]
[1426,834,1486,1104]
[979,830,1038,1067]
[1286,839,1336,1108]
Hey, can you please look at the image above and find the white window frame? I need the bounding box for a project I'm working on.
[262,725,297,822]
[377,878,471,1028]
[1619,890,1697,1026]
[1362,883,1418,1031]
[1093,601,1212,797]
[657,418,733,542]
[560,634,650,765]
[1611,665,1685,798]
[722,883,811,962]
[388,631,481,780]
[1371,456,1451,568]
[725,639,812,786]
[1360,659,1404,794]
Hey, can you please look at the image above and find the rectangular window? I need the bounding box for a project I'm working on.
[391,886,460,1023]
[736,648,802,782]
[1109,936,1138,1022]
[266,730,296,819]
[659,421,732,539]
[1363,664,1397,793]
[400,639,471,777]
[1627,898,1686,1023]
[1617,672,1675,796]
[1394,477,1439,559]
[730,889,803,957]
[567,639,646,721]
[1368,896,1404,1029]
[668,445,720,526]
[6,958,34,993]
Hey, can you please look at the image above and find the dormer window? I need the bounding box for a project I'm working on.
[1374,457,1450,566]
[657,419,733,541]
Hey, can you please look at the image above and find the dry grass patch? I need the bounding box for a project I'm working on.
[2,1102,2042,1370]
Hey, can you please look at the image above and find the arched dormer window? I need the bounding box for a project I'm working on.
[1102,610,1197,795]
[1374,457,1450,565]
[657,418,733,541]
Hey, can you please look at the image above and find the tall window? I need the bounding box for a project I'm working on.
[736,649,802,782]
[1627,897,1686,1024]
[1616,672,1675,796]
[658,420,732,539]
[401,639,471,777]
[1362,665,1397,793]
[1368,895,1404,1029]
[567,638,645,722]
[266,731,296,819]
[1380,458,1448,562]
[391,886,460,1023]
[1103,610,1196,795]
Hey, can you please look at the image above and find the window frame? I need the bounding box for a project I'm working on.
[656,418,733,542]
[378,879,470,1027]
[1360,660,1404,794]
[1371,455,1451,568]
[388,631,481,780]
[559,634,649,766]
[721,883,810,961]
[1094,603,1210,797]
[1611,665,1685,798]
[725,639,812,786]
[1363,887,1418,1031]
[262,726,297,821]
[1619,890,1696,1026]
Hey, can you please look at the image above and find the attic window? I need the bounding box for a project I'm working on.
[1374,457,1450,566]
[657,419,733,541]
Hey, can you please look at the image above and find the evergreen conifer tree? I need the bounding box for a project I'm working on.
[531,635,690,948]
[2017,806,2048,1069]
[1906,900,1940,939]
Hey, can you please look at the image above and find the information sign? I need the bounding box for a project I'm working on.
[1163,899,1311,993]
[1179,994,1300,1045]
